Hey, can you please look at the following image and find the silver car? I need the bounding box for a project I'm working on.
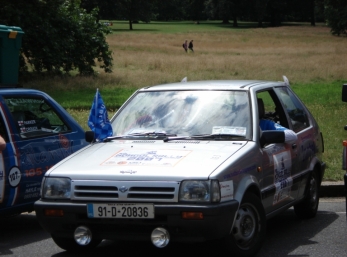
[34,77,325,257]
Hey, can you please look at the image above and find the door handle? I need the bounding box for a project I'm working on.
[292,143,297,149]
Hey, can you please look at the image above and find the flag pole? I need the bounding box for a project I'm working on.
[95,88,99,138]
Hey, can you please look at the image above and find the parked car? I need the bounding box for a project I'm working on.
[34,77,325,257]
[0,87,88,217]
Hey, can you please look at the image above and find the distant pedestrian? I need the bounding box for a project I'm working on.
[188,40,194,53]
[182,40,188,52]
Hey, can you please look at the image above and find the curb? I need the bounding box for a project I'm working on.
[320,181,345,198]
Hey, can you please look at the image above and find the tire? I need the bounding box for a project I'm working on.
[294,171,319,219]
[223,192,266,257]
[51,234,102,252]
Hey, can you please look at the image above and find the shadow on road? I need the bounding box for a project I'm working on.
[0,208,339,257]
[51,209,339,257]
[0,213,50,255]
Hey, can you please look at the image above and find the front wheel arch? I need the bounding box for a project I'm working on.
[223,192,266,257]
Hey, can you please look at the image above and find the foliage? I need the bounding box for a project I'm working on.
[0,0,113,76]
[324,0,347,36]
[155,0,189,21]
[114,0,156,30]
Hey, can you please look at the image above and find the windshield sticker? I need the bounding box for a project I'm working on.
[220,181,234,202]
[101,149,191,166]
[272,150,292,205]
[7,98,44,105]
[212,126,246,136]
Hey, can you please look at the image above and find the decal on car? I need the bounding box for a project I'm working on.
[273,150,292,205]
[220,180,234,202]
[101,149,192,167]
[212,126,247,136]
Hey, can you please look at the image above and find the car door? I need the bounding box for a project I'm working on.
[256,89,300,214]
[0,92,87,216]
[273,86,313,198]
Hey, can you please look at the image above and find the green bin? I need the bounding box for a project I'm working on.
[0,25,24,87]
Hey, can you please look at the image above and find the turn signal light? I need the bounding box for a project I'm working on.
[44,209,64,217]
[181,212,204,220]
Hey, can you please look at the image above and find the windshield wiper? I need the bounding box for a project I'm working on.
[163,134,245,142]
[127,132,177,138]
[103,135,127,142]
[103,132,177,142]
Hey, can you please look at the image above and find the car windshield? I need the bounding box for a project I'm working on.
[111,90,251,139]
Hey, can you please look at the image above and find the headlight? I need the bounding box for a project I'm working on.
[179,180,220,203]
[41,177,71,199]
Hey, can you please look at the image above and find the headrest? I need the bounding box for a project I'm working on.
[257,98,265,119]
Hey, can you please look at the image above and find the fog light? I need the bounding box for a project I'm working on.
[151,227,170,248]
[74,226,92,246]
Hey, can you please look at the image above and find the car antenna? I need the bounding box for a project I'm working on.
[181,77,187,83]
[283,75,290,87]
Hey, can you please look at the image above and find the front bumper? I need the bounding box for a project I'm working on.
[34,200,239,243]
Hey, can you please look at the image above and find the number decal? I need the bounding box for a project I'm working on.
[8,167,21,187]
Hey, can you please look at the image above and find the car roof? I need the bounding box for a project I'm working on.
[0,87,48,96]
[138,80,287,91]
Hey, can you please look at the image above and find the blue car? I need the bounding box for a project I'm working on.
[0,87,88,217]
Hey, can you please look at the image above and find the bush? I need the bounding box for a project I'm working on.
[0,0,113,76]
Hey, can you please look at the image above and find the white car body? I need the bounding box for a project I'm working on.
[35,78,325,256]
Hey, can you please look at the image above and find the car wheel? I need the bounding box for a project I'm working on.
[51,234,102,252]
[294,171,319,219]
[223,192,266,257]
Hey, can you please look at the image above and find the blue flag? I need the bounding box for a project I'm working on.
[88,89,113,141]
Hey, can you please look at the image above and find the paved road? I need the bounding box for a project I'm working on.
[0,198,345,257]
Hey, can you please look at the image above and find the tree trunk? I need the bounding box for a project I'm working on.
[233,17,238,27]
[310,0,316,26]
[129,20,133,30]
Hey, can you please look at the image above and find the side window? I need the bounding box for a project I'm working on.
[256,90,289,129]
[4,96,71,139]
[274,87,310,132]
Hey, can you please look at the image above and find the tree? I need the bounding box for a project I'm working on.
[155,0,188,21]
[80,0,116,20]
[112,0,156,30]
[0,0,113,76]
[206,0,241,27]
[324,0,347,36]
[255,0,270,27]
[187,0,207,22]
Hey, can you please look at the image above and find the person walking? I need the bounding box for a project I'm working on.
[182,40,188,52]
[188,40,194,53]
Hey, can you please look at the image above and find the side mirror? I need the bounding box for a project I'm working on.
[342,84,347,102]
[260,131,285,148]
[85,131,95,143]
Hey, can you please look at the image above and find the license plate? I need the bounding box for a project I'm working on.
[87,203,154,219]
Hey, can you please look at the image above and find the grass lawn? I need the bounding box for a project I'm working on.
[21,21,347,181]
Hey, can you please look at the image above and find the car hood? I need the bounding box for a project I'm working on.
[47,140,247,181]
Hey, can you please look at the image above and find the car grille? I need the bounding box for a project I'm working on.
[71,180,180,202]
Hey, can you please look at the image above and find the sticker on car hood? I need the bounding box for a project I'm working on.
[101,149,191,167]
